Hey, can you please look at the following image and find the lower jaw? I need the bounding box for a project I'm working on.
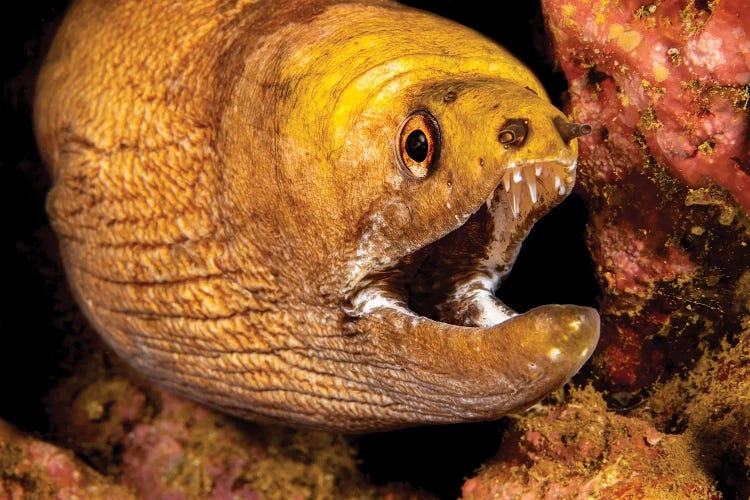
[346,299,600,430]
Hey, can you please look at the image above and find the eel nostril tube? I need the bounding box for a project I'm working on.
[553,116,592,144]
[498,118,529,148]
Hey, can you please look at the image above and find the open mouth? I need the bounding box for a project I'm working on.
[346,159,577,327]
[336,149,599,427]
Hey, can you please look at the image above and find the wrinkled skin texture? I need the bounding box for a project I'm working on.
[35,0,599,432]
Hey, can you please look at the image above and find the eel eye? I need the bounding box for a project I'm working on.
[397,111,440,179]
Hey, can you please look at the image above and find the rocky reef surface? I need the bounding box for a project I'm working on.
[545,0,749,396]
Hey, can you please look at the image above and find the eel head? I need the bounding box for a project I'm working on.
[329,79,600,429]
[216,25,602,428]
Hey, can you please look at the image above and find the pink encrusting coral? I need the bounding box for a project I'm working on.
[545,0,750,212]
[0,418,135,498]
[43,351,422,500]
[117,392,264,499]
[542,0,750,395]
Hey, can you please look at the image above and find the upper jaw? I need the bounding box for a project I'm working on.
[499,159,577,219]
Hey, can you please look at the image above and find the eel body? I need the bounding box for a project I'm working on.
[35,0,600,431]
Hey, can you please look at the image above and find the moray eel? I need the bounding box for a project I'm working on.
[35,0,600,432]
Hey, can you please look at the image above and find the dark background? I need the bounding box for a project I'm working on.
[1,2,598,498]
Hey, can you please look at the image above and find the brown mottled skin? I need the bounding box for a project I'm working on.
[35,0,599,431]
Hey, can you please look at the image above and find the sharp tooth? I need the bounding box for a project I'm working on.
[558,184,567,196]
[512,190,520,217]
[528,177,538,203]
[486,196,492,210]
[535,166,542,177]
[523,168,538,204]
[503,171,511,192]
[513,169,523,183]
[554,175,561,191]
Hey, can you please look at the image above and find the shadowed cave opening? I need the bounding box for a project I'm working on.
[1,1,600,499]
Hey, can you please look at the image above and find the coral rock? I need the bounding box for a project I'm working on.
[545,0,750,210]
[461,388,720,500]
[43,342,422,499]
[0,418,134,499]
[542,0,750,394]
